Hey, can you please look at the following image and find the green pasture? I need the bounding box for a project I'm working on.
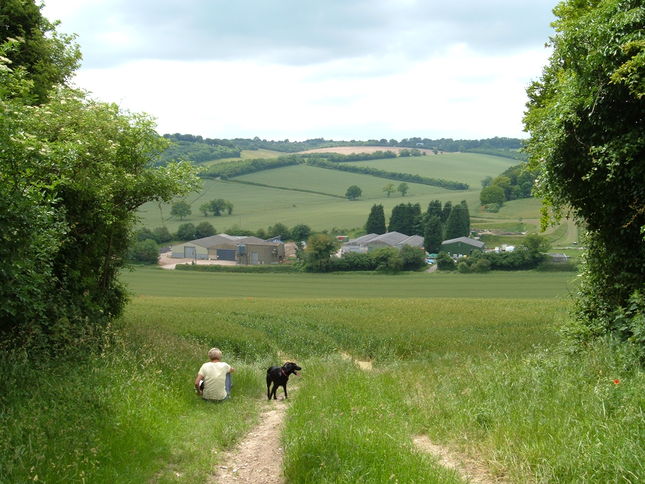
[122,266,576,299]
[4,293,643,483]
[137,176,484,233]
[235,164,454,199]
[352,152,518,188]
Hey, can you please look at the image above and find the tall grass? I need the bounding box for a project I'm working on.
[2,296,643,482]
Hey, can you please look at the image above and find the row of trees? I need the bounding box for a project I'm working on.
[0,2,198,351]
[307,158,469,190]
[210,135,523,154]
[170,199,234,220]
[364,200,471,252]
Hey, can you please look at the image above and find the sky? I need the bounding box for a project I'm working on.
[42,0,557,141]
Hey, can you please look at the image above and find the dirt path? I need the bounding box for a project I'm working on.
[413,435,508,484]
[209,402,288,484]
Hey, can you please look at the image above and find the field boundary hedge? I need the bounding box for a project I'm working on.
[228,180,344,199]
[305,159,469,190]
[200,153,469,191]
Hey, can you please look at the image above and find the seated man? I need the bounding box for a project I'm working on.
[195,347,234,401]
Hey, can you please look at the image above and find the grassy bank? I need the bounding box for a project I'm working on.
[2,296,642,482]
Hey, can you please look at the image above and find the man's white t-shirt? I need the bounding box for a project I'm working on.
[198,361,231,400]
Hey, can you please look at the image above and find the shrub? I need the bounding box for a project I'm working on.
[176,223,197,241]
[152,226,173,243]
[436,252,456,271]
[128,239,159,264]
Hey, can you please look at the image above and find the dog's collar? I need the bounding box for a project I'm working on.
[281,368,287,377]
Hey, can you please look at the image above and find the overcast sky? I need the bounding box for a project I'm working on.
[42,0,556,141]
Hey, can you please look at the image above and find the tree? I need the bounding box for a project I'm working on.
[445,203,468,239]
[290,224,311,242]
[524,0,645,348]
[0,0,81,103]
[365,204,386,234]
[153,226,173,243]
[480,185,505,206]
[424,216,443,253]
[176,223,197,241]
[397,182,409,197]
[441,201,452,223]
[425,200,442,220]
[171,200,191,220]
[128,239,159,265]
[436,252,455,271]
[383,183,395,198]
[481,176,493,188]
[195,221,215,238]
[521,233,550,256]
[303,234,339,272]
[399,245,426,270]
[0,37,199,350]
[268,223,289,240]
[460,200,471,236]
[199,202,210,216]
[388,203,421,235]
[345,185,362,200]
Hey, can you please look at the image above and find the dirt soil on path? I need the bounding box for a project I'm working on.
[209,402,288,484]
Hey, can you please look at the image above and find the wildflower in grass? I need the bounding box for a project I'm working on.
[613,379,620,385]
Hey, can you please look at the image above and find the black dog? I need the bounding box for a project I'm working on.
[266,362,301,400]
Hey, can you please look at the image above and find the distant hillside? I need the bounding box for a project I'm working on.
[157,134,526,165]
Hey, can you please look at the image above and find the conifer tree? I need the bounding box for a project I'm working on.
[365,204,386,234]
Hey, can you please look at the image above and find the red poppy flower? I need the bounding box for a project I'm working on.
[613,379,620,384]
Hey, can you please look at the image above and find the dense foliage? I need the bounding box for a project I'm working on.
[524,0,644,352]
[222,135,523,153]
[0,1,80,103]
[0,21,198,351]
[365,204,387,234]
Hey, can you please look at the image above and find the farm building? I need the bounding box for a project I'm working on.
[440,236,485,256]
[341,232,424,254]
[171,234,284,265]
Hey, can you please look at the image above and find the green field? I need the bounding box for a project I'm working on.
[137,150,578,247]
[4,275,643,482]
[353,152,518,188]
[123,266,576,299]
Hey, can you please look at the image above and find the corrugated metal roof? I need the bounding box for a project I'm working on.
[441,236,485,248]
[346,233,379,245]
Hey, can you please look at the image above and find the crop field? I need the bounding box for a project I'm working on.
[4,285,643,482]
[122,266,576,299]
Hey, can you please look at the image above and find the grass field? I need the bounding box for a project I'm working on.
[122,266,576,299]
[3,283,643,482]
[352,152,518,188]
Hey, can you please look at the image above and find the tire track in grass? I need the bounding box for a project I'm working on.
[210,355,300,484]
[209,401,288,484]
[413,435,509,484]
[341,352,505,483]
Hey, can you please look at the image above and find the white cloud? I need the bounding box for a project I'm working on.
[72,42,550,140]
[43,0,555,140]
